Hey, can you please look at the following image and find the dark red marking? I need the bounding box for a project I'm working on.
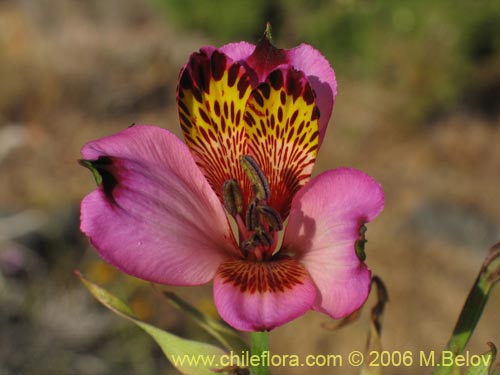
[227,64,240,87]
[211,51,227,81]
[217,258,306,294]
[268,69,284,90]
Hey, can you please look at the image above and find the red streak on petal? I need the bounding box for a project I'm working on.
[217,258,308,294]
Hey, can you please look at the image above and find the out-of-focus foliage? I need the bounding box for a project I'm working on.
[154,0,279,41]
[156,0,500,122]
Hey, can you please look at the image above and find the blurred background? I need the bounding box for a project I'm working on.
[0,0,499,374]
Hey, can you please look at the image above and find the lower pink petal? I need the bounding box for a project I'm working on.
[283,168,384,318]
[213,258,316,331]
[81,125,235,286]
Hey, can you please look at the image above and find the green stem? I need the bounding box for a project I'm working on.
[250,331,270,375]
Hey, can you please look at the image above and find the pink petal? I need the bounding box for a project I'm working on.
[213,258,316,331]
[286,44,337,146]
[80,125,236,286]
[283,168,384,318]
[219,41,255,62]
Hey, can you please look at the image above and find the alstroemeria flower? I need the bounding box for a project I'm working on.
[80,36,384,332]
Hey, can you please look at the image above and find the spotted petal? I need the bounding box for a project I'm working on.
[177,48,253,202]
[213,258,316,331]
[244,67,320,217]
[80,125,235,286]
[283,168,384,318]
[225,37,336,147]
[286,44,337,145]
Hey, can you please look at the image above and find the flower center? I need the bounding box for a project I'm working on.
[223,155,283,262]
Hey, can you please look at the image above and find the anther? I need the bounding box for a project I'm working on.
[257,205,283,231]
[222,179,243,216]
[240,155,270,201]
[241,238,256,253]
[245,201,259,231]
[253,227,273,247]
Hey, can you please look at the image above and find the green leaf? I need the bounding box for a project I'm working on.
[463,343,496,375]
[162,291,249,353]
[433,243,500,375]
[77,271,230,375]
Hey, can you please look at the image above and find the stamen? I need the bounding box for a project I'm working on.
[257,205,283,231]
[240,155,270,201]
[245,200,259,231]
[222,179,243,216]
[253,227,273,247]
[241,238,256,253]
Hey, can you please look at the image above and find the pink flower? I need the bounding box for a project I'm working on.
[80,36,384,332]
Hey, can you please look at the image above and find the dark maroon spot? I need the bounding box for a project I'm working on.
[298,132,307,145]
[179,113,192,129]
[270,113,275,129]
[252,91,264,107]
[220,116,227,132]
[177,100,191,116]
[237,75,250,99]
[244,112,255,127]
[198,126,210,142]
[198,108,212,125]
[207,128,217,142]
[192,88,203,103]
[290,109,299,126]
[303,84,315,105]
[277,107,283,122]
[227,64,240,87]
[230,101,235,123]
[311,106,320,121]
[190,52,210,93]
[286,69,305,101]
[268,116,274,130]
[310,130,319,141]
[261,122,267,136]
[286,127,295,143]
[259,83,271,99]
[211,51,226,81]
[214,101,221,117]
[297,120,304,135]
[268,70,283,90]
[179,69,193,90]
[280,90,286,105]
[223,102,229,118]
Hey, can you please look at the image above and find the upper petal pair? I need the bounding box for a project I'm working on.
[177,39,337,217]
